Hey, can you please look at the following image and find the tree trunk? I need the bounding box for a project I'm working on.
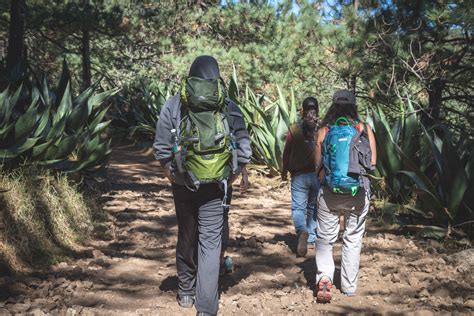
[350,0,359,94]
[81,27,91,89]
[5,0,27,77]
[428,78,444,122]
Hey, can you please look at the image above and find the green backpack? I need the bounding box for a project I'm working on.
[172,76,237,189]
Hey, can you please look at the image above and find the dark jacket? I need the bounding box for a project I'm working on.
[153,94,252,185]
[282,123,316,176]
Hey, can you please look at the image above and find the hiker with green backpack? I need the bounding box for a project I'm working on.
[153,56,251,316]
[314,90,376,303]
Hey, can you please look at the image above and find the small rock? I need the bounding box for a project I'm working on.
[391,274,401,283]
[384,296,402,304]
[31,298,49,305]
[274,290,286,297]
[92,250,106,259]
[70,266,83,277]
[408,277,419,287]
[82,281,94,289]
[53,278,67,287]
[92,258,110,268]
[7,303,30,314]
[465,299,474,309]
[246,237,258,248]
[23,277,42,288]
[34,285,50,298]
[450,249,474,267]
[422,267,433,274]
[432,287,449,298]
[28,307,46,316]
[57,262,69,269]
[415,288,430,298]
[452,296,464,305]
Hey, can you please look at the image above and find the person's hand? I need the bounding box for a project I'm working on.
[164,167,173,183]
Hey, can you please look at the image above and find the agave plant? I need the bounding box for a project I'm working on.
[129,81,174,138]
[368,96,473,227]
[397,126,472,226]
[229,67,298,174]
[367,96,421,201]
[111,80,175,140]
[0,62,119,173]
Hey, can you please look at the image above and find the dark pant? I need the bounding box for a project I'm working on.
[172,183,225,315]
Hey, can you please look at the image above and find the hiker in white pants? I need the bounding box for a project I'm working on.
[315,190,370,294]
[314,90,377,303]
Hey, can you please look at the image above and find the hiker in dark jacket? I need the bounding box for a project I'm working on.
[153,56,251,316]
[313,90,376,303]
[281,97,320,257]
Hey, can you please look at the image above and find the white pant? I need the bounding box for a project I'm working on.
[315,189,369,294]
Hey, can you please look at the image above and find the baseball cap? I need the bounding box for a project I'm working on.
[302,97,318,113]
[333,89,356,105]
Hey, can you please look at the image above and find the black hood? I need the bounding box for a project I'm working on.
[189,55,220,80]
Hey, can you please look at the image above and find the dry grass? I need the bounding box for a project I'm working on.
[0,167,93,272]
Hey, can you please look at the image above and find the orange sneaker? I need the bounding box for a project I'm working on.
[317,276,333,303]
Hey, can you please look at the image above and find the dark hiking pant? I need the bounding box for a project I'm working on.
[172,183,225,315]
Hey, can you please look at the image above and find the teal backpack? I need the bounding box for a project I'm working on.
[323,117,361,196]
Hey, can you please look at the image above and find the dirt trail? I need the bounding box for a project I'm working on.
[1,143,473,315]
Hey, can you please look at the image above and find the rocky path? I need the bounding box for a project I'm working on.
[1,143,473,315]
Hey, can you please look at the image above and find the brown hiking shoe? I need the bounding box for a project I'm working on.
[296,231,309,257]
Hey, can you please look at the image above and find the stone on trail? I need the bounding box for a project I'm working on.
[7,302,30,314]
[69,266,83,277]
[465,299,474,309]
[415,288,430,298]
[391,273,401,283]
[92,250,106,259]
[27,307,46,316]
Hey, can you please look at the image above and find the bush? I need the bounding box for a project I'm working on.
[0,62,119,174]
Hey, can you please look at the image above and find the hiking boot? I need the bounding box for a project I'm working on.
[177,294,194,308]
[296,231,309,257]
[317,276,333,303]
[196,312,216,316]
[220,256,234,276]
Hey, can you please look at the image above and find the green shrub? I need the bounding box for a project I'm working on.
[0,62,119,174]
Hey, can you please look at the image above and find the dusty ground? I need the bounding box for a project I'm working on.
[1,143,473,315]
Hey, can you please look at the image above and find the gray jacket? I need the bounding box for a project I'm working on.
[153,94,252,185]
[348,127,374,191]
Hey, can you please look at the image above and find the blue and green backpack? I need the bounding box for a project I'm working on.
[323,117,362,196]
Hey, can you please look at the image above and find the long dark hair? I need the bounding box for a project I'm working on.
[321,102,359,127]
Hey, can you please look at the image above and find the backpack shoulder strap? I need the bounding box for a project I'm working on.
[289,123,303,139]
[355,122,368,133]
